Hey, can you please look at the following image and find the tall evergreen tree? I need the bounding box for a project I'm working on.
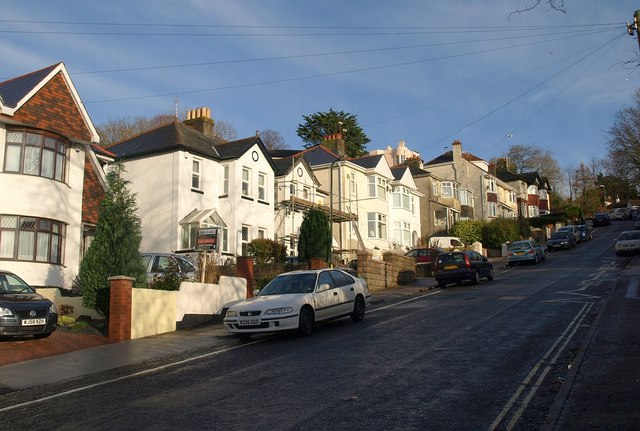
[79,163,146,318]
[296,109,370,158]
[297,207,332,262]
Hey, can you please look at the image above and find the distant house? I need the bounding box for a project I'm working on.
[494,163,552,218]
[424,140,515,222]
[109,108,275,263]
[0,63,112,288]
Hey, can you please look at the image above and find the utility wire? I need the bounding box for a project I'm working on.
[84,28,617,104]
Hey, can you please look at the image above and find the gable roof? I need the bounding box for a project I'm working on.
[0,63,99,143]
[350,154,384,170]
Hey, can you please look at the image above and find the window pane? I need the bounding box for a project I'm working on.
[24,146,40,175]
[36,232,50,262]
[55,153,64,181]
[6,131,24,143]
[42,149,55,178]
[1,216,18,229]
[20,218,36,230]
[0,231,15,258]
[18,231,35,260]
[26,133,41,146]
[44,137,57,149]
[51,235,60,264]
[5,144,22,172]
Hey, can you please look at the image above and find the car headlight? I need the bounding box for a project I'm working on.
[0,306,14,317]
[264,307,293,315]
[225,310,238,318]
[49,303,57,314]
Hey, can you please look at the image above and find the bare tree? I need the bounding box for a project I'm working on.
[213,119,238,141]
[503,144,565,195]
[259,129,287,151]
[607,88,640,185]
[97,113,175,147]
[510,0,566,18]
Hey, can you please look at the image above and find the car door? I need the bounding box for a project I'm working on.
[328,270,358,316]
[313,271,339,321]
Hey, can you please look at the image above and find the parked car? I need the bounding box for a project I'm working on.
[614,230,640,256]
[223,268,371,338]
[612,208,631,221]
[0,271,58,339]
[577,224,592,241]
[140,252,197,284]
[546,231,576,251]
[405,247,445,275]
[433,250,494,288]
[593,212,611,227]
[635,216,640,230]
[556,225,581,243]
[507,240,546,265]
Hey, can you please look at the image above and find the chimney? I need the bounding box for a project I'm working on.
[321,133,346,158]
[452,140,463,161]
[184,107,215,138]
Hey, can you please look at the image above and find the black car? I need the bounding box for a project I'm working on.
[433,250,494,288]
[546,231,576,251]
[577,224,592,241]
[0,271,58,339]
[593,212,611,227]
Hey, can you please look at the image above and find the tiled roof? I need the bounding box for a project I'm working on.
[424,151,453,165]
[350,154,383,169]
[214,136,260,160]
[0,63,59,108]
[390,165,408,181]
[109,120,223,160]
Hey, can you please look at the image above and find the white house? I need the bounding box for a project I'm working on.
[108,108,275,264]
[0,63,111,288]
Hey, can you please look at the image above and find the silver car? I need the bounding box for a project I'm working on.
[140,253,197,284]
[507,240,546,265]
[615,231,640,256]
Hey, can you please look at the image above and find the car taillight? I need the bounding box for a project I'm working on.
[528,249,534,254]
[464,254,471,268]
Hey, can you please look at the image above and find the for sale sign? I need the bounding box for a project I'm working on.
[196,228,218,250]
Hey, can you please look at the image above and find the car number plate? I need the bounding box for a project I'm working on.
[238,318,260,326]
[444,265,457,270]
[22,318,46,326]
[515,251,524,255]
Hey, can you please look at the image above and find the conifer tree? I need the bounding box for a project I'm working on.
[79,163,146,318]
[297,207,332,262]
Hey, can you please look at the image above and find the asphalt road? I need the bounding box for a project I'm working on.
[0,222,636,430]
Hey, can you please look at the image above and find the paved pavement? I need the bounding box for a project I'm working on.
[1,255,638,429]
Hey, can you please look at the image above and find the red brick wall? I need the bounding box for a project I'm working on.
[9,72,93,143]
[82,154,105,224]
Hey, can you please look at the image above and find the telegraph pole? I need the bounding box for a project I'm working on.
[627,10,640,51]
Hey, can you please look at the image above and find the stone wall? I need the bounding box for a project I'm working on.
[356,250,416,292]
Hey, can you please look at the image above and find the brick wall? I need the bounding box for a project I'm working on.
[108,276,134,341]
[82,153,105,224]
[356,250,416,292]
[10,72,93,143]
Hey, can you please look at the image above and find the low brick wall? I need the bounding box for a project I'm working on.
[356,251,416,292]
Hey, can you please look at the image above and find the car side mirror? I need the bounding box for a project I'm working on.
[253,289,260,296]
[317,283,331,292]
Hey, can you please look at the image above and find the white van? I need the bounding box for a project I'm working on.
[429,236,465,250]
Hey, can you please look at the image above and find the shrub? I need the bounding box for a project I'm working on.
[482,218,520,249]
[57,304,74,316]
[451,220,485,244]
[148,260,190,291]
[298,207,331,261]
[247,238,286,264]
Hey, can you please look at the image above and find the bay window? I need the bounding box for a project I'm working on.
[0,215,65,264]
[4,130,68,182]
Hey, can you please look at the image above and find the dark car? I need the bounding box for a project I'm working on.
[0,271,58,339]
[546,231,576,251]
[433,250,494,288]
[593,212,611,227]
[405,247,445,276]
[577,224,592,241]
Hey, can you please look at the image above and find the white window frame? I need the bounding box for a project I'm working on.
[487,178,496,193]
[222,165,229,195]
[488,202,497,217]
[242,167,251,197]
[241,225,250,255]
[192,159,201,190]
[258,172,267,201]
[367,212,387,239]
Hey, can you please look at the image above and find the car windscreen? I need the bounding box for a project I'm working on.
[436,253,464,264]
[0,273,35,294]
[259,273,318,295]
[551,232,570,239]
[509,242,532,251]
[619,232,640,241]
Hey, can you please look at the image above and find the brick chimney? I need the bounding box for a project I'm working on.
[321,133,346,158]
[184,107,215,138]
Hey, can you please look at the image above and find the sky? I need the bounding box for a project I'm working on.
[3,0,640,170]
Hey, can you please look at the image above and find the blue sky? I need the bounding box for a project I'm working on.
[2,0,639,169]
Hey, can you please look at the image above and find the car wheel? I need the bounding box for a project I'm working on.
[471,270,480,285]
[437,280,447,288]
[507,262,513,267]
[351,296,366,322]
[487,268,494,281]
[298,307,314,336]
